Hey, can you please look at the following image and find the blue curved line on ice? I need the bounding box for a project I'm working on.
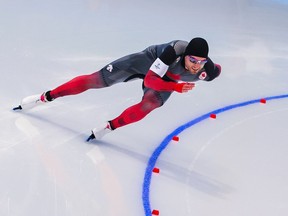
[142,94,288,216]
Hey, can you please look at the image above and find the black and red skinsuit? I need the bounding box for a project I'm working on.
[48,40,221,129]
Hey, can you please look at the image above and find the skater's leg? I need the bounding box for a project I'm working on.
[49,71,106,99]
[109,89,163,129]
[88,86,173,140]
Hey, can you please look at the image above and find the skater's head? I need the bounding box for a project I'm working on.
[184,37,209,74]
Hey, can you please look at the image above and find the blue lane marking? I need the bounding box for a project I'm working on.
[142,94,288,216]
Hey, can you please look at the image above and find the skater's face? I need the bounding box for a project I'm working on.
[184,55,207,74]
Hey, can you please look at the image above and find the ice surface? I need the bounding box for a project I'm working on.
[1,0,288,215]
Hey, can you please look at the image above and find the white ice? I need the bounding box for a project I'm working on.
[1,0,288,215]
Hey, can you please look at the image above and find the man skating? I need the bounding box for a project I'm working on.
[14,37,221,141]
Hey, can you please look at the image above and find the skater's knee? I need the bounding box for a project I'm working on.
[140,97,162,112]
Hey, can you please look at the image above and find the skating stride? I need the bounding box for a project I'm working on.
[13,37,221,141]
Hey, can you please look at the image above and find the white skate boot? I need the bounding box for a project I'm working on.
[13,91,52,110]
[86,122,112,142]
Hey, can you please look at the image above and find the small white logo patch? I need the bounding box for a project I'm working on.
[199,72,207,80]
[154,63,161,70]
[106,64,113,72]
[149,58,169,77]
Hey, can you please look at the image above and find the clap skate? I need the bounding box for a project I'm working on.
[13,91,53,111]
[86,122,113,142]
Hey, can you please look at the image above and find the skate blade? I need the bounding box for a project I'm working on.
[13,105,22,111]
[86,133,95,142]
